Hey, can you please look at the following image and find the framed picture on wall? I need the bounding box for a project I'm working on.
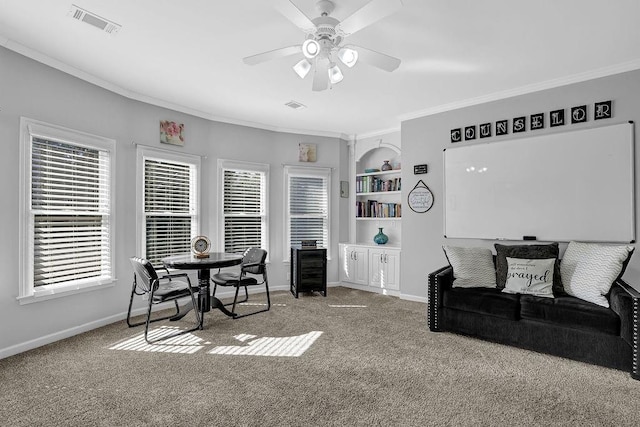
[160,120,184,146]
[299,143,317,162]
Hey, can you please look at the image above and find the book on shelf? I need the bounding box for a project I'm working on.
[356,201,402,218]
[356,176,401,194]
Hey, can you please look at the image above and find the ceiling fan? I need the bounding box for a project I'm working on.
[243,0,403,91]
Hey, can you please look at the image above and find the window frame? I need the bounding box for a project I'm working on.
[18,117,117,304]
[283,165,331,261]
[217,159,269,255]
[136,146,201,265]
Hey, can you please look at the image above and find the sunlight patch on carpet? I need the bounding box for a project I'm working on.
[108,326,205,354]
[238,302,287,307]
[327,304,368,308]
[208,331,323,357]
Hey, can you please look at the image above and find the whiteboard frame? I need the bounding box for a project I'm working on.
[443,122,635,243]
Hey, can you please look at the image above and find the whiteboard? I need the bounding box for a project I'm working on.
[444,122,635,242]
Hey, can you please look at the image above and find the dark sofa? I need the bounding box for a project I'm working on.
[428,265,640,379]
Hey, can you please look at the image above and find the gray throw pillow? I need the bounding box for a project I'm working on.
[495,243,562,294]
[443,246,497,289]
[561,241,633,308]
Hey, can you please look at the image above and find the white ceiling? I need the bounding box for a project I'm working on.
[1,0,640,139]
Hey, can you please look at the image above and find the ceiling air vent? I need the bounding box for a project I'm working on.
[68,4,121,34]
[285,101,307,110]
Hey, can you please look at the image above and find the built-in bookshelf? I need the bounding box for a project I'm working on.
[355,169,401,219]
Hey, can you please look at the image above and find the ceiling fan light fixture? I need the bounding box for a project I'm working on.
[293,59,312,79]
[338,47,358,68]
[302,39,320,59]
[328,63,344,84]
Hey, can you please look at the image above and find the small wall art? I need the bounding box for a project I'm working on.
[160,120,184,146]
[299,143,317,162]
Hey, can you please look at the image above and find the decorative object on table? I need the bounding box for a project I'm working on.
[408,180,434,213]
[160,120,184,146]
[373,227,388,245]
[190,235,211,258]
[364,168,380,173]
[298,143,317,162]
[381,160,392,171]
[300,240,317,248]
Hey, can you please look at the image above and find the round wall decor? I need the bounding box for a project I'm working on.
[408,180,434,213]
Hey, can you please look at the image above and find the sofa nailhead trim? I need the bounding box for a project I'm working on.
[633,298,639,377]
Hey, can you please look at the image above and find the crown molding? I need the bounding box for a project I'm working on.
[399,59,640,122]
[5,37,640,140]
[2,39,348,140]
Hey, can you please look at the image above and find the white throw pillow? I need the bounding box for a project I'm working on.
[502,257,555,298]
[443,246,496,288]
[560,241,633,307]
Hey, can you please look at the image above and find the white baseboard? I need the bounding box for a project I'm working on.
[0,312,126,360]
[400,293,427,304]
[0,282,421,360]
[0,284,295,360]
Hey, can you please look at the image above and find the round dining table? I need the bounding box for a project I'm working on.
[163,252,243,322]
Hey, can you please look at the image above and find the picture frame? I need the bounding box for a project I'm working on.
[299,143,317,162]
[160,120,184,146]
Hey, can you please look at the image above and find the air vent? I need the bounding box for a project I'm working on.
[285,101,307,110]
[68,4,121,34]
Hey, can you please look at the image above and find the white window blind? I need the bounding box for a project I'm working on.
[219,160,268,254]
[144,158,198,266]
[285,166,330,252]
[19,118,116,302]
[31,138,111,287]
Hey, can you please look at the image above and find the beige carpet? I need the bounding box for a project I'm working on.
[1,286,639,426]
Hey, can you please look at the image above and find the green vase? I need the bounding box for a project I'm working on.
[373,227,388,245]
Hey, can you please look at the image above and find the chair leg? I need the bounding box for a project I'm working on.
[127,275,184,328]
[232,277,271,319]
[212,280,249,307]
[143,290,202,344]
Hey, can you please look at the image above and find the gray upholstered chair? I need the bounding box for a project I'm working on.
[127,257,201,343]
[211,248,270,319]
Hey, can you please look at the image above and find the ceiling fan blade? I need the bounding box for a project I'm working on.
[243,45,302,65]
[274,0,317,33]
[312,58,329,91]
[349,45,401,72]
[337,0,403,36]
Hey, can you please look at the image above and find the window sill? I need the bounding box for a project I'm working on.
[17,279,117,305]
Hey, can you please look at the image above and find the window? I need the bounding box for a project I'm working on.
[137,147,200,266]
[218,159,268,254]
[19,118,115,302]
[284,166,331,256]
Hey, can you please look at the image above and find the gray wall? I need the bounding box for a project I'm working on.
[400,69,640,299]
[0,46,348,356]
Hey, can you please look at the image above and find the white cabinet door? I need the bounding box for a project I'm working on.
[369,248,400,291]
[339,244,350,283]
[383,249,401,291]
[351,246,369,285]
[339,244,368,285]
